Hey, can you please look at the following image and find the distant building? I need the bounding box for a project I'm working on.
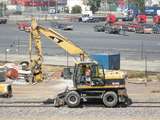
[100,0,160,11]
[145,0,160,6]
[9,0,55,6]
[56,0,67,12]
[50,0,89,13]
[5,0,90,13]
[0,0,8,3]
[67,0,90,13]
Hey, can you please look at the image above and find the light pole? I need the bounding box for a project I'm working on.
[55,0,58,13]
[5,48,10,62]
[32,0,35,17]
[48,0,49,11]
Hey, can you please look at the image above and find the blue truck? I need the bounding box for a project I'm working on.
[145,7,160,16]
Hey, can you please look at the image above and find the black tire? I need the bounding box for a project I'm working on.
[103,91,118,107]
[126,97,132,106]
[65,91,80,107]
[94,27,98,32]
[20,61,29,66]
[105,27,110,33]
[107,27,112,34]
[2,20,7,24]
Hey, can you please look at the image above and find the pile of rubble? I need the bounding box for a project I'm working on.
[0,62,31,85]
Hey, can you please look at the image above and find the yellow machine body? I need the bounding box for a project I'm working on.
[104,70,127,80]
[0,83,12,97]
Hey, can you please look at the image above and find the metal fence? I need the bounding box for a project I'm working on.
[0,38,160,60]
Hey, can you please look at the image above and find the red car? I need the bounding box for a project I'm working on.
[127,23,140,32]
[17,22,30,32]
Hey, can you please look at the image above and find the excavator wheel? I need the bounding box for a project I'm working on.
[102,91,118,107]
[65,91,81,108]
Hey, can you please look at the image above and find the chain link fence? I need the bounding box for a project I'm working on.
[1,41,160,60]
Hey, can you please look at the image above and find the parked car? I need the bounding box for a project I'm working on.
[51,22,73,30]
[17,22,30,32]
[51,22,59,29]
[94,25,105,32]
[127,23,140,32]
[135,24,153,34]
[152,24,160,34]
[143,24,153,34]
[58,23,73,30]
[122,16,134,21]
[0,17,7,24]
[105,22,122,34]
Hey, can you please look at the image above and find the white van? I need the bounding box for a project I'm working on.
[81,11,93,22]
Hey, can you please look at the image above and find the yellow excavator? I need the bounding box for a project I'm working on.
[29,18,131,107]
[29,18,88,82]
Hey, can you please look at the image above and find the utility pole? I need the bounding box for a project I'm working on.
[17,39,20,55]
[66,51,69,68]
[56,0,58,13]
[145,56,148,86]
[127,0,129,9]
[141,39,144,60]
[2,0,5,16]
[48,0,49,11]
[5,49,10,63]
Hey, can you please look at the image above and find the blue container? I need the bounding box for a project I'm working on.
[91,53,120,70]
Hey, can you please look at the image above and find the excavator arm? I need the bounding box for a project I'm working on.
[29,18,88,82]
[39,26,88,56]
[30,18,88,57]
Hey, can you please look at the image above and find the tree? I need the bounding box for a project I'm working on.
[129,0,145,13]
[0,2,6,16]
[87,0,101,13]
[64,7,69,13]
[71,5,82,14]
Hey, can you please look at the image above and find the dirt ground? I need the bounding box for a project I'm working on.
[0,64,160,120]
[0,78,160,120]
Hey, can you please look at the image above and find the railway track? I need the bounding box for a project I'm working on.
[0,101,160,108]
[0,101,55,107]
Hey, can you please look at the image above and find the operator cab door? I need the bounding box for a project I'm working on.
[73,63,105,88]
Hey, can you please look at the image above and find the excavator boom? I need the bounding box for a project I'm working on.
[29,18,88,82]
[31,18,88,57]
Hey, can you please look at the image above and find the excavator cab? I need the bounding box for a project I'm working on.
[63,61,130,108]
[73,61,105,88]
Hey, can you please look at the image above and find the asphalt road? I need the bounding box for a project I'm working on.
[0,21,160,60]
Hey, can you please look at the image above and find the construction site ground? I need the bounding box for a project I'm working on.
[2,54,160,72]
[1,18,160,120]
[0,75,160,120]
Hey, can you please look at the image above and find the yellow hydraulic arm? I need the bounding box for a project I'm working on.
[29,18,88,82]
